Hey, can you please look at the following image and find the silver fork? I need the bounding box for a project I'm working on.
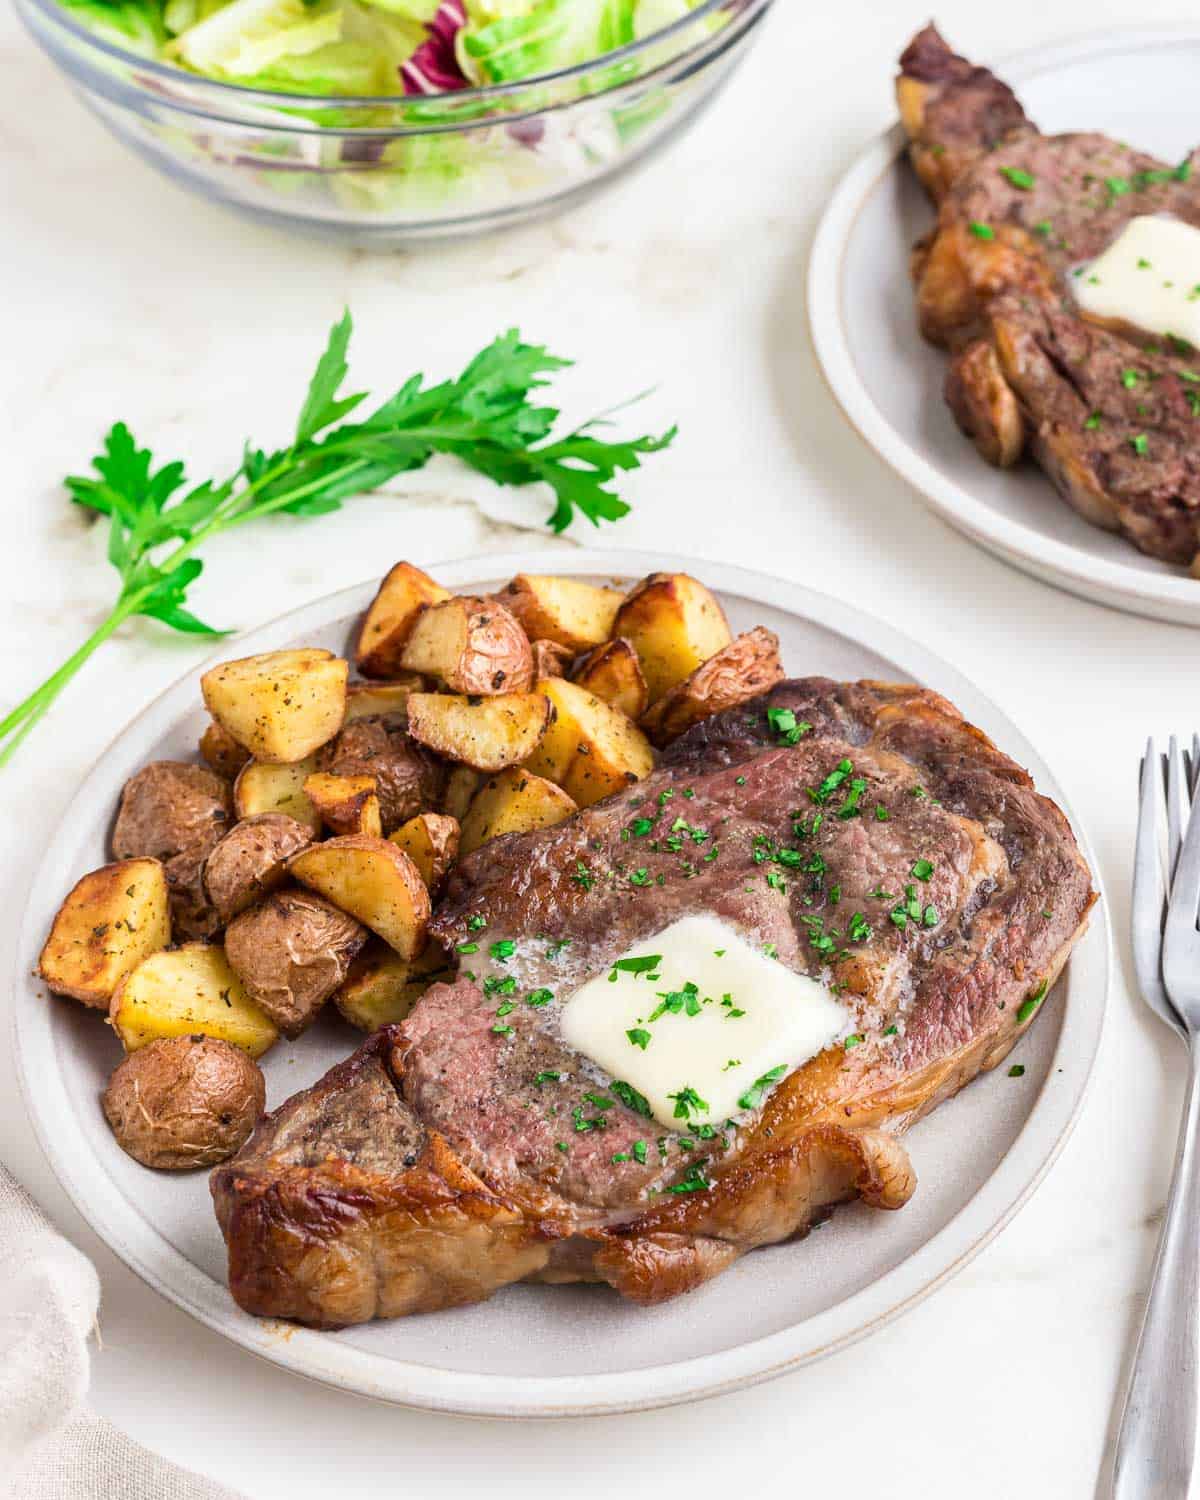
[1111,736,1200,1497]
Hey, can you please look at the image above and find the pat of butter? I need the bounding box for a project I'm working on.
[1075,215,1200,347]
[559,913,850,1132]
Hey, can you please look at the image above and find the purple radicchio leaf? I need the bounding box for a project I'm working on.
[401,0,469,94]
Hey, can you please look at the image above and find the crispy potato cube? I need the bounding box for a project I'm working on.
[344,675,424,723]
[334,941,454,1033]
[109,943,278,1057]
[400,596,533,695]
[442,765,483,821]
[640,627,784,745]
[234,757,321,834]
[201,649,348,763]
[286,835,431,959]
[613,573,732,703]
[199,718,251,778]
[303,772,382,837]
[406,691,552,772]
[524,677,654,808]
[459,769,577,856]
[38,858,171,1009]
[389,813,460,892]
[355,563,450,679]
[498,575,624,653]
[572,638,648,720]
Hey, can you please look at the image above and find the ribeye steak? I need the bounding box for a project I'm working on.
[899,26,1200,568]
[212,678,1095,1326]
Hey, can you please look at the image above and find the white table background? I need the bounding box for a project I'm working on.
[2,1,1197,1494]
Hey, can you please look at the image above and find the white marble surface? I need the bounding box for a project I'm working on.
[3,1,1199,1494]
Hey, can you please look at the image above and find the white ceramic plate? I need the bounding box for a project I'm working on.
[13,550,1109,1417]
[809,27,1200,627]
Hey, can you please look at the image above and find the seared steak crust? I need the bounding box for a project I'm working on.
[213,678,1094,1326]
[899,26,1200,568]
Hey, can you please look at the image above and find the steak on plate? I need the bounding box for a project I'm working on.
[898,25,1200,569]
[212,678,1095,1327]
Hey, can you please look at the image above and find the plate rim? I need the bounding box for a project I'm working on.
[12,547,1111,1417]
[807,24,1200,625]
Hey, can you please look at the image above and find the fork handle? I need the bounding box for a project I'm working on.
[1111,1046,1200,1498]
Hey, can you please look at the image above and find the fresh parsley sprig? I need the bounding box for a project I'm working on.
[0,313,675,767]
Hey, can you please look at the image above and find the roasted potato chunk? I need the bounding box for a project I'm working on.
[224,889,367,1037]
[102,1035,264,1170]
[38,858,171,1009]
[572,638,648,720]
[111,761,232,939]
[109,943,278,1058]
[531,639,573,679]
[407,691,552,772]
[355,562,449,678]
[498,574,624,652]
[344,676,424,723]
[459,769,577,856]
[233,756,321,835]
[303,773,383,837]
[334,941,454,1033]
[640,627,784,746]
[201,813,312,925]
[287,835,431,959]
[199,718,251,778]
[317,718,446,834]
[201,649,348,763]
[400,596,534,694]
[524,677,655,807]
[442,765,483,821]
[613,572,732,703]
[389,813,460,893]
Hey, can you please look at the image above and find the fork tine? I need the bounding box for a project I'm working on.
[1192,733,1200,797]
[1135,739,1165,937]
[1166,735,1189,879]
[1164,741,1200,957]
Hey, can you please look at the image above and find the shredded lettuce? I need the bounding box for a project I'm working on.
[63,0,718,96]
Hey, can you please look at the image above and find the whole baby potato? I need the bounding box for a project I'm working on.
[102,1035,265,1170]
[202,812,313,925]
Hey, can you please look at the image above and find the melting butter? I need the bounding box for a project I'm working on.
[1074,215,1200,347]
[559,913,850,1132]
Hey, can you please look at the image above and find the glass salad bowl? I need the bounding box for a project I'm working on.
[17,0,774,243]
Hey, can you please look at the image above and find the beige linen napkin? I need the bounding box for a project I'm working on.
[0,1165,243,1500]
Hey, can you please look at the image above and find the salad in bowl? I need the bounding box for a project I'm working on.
[21,0,771,238]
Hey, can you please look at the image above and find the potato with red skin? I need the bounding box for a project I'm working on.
[201,813,312,925]
[530,639,573,679]
[111,761,232,939]
[102,1035,265,1170]
[399,596,534,694]
[639,628,784,746]
[199,719,250,778]
[571,638,648,720]
[224,890,368,1038]
[317,717,445,835]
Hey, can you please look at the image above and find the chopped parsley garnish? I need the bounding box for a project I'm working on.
[882,1025,898,1037]
[526,987,554,1008]
[626,1027,651,1050]
[632,1140,648,1164]
[629,868,651,887]
[968,221,995,240]
[911,859,934,881]
[609,954,662,981]
[875,805,889,821]
[611,1152,630,1164]
[1084,412,1102,431]
[810,758,853,805]
[668,1085,709,1120]
[843,1034,864,1050]
[766,869,787,892]
[999,165,1034,189]
[468,915,487,931]
[1008,1064,1026,1078]
[667,1164,711,1195]
[737,1064,787,1111]
[766,706,812,745]
[572,1104,606,1133]
[1017,979,1048,1024]
[456,942,479,954]
[494,1001,514,1017]
[1106,175,1131,200]
[848,911,872,943]
[571,862,595,891]
[1121,368,1140,389]
[1033,219,1052,236]
[489,940,516,962]
[735,775,746,786]
[649,982,703,1020]
[483,975,517,997]
[491,1022,513,1036]
[629,817,654,837]
[611,1080,653,1117]
[555,1142,569,1153]
[534,1070,560,1086]
[836,776,867,820]
[1130,433,1149,457]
